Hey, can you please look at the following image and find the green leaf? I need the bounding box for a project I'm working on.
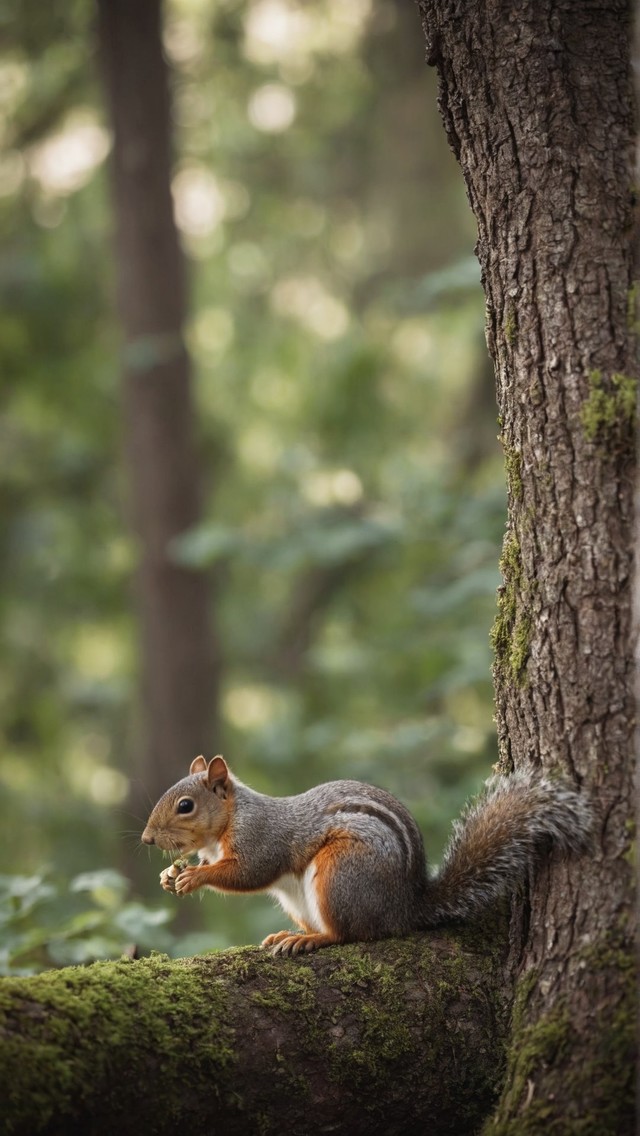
[0,874,57,920]
[114,902,173,939]
[47,936,124,966]
[70,869,130,907]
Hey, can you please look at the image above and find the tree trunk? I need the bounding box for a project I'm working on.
[0,930,507,1136]
[97,0,218,804]
[417,1,637,1130]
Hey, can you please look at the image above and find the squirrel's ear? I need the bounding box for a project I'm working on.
[206,755,230,798]
[190,755,207,775]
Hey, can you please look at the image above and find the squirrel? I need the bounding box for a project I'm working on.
[141,755,592,957]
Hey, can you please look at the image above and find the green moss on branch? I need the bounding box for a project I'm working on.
[0,930,509,1136]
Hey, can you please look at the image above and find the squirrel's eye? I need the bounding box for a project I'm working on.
[177,798,195,815]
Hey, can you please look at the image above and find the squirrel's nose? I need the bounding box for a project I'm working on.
[141,829,155,845]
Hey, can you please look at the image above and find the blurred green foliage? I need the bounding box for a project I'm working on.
[0,0,505,967]
[0,868,229,974]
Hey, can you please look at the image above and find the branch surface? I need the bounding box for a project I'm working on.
[0,929,508,1136]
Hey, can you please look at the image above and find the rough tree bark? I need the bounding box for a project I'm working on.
[97,0,218,805]
[417,0,637,1131]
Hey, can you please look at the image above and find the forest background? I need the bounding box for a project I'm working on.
[0,0,507,968]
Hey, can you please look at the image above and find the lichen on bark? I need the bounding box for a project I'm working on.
[490,531,531,688]
[485,930,636,1136]
[580,369,637,441]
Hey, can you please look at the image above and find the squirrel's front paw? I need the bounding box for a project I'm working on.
[160,865,180,893]
[174,866,203,896]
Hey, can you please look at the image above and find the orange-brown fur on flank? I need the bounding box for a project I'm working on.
[143,757,592,956]
[261,831,359,955]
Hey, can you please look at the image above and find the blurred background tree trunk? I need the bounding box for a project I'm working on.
[97,0,218,810]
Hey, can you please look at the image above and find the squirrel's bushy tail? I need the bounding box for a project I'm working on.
[420,771,593,927]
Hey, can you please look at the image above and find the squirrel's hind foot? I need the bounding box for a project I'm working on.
[261,931,337,957]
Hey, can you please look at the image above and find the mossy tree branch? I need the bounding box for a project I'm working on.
[0,928,509,1136]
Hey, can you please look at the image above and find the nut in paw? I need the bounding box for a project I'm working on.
[159,865,179,893]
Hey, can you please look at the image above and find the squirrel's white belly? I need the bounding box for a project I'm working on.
[268,865,327,933]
